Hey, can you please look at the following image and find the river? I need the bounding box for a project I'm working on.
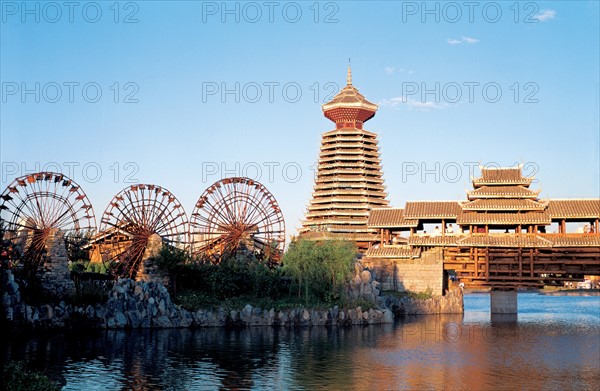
[3,293,599,390]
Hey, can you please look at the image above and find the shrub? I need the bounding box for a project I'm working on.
[2,361,60,391]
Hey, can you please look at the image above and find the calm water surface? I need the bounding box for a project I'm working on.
[3,293,599,390]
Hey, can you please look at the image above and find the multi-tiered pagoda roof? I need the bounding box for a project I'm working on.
[300,67,389,248]
[458,166,550,228]
[365,164,600,250]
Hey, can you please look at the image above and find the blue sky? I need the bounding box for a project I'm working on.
[1,0,599,236]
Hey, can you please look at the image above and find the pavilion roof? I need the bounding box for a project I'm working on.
[457,234,553,248]
[404,201,462,219]
[364,245,421,259]
[368,208,419,228]
[407,235,459,246]
[546,199,600,219]
[457,211,551,225]
[545,235,600,247]
[467,185,540,200]
[472,166,533,187]
[461,199,547,211]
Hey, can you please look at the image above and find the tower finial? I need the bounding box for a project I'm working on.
[347,59,352,85]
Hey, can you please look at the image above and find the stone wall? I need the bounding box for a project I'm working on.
[2,270,395,330]
[384,287,464,316]
[136,233,169,286]
[38,229,75,298]
[363,248,444,296]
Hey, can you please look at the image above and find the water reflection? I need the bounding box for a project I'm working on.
[3,294,599,390]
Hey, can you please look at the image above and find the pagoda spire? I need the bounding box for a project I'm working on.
[322,66,378,128]
[300,67,389,251]
[347,63,352,85]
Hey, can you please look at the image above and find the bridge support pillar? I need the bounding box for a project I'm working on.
[490,290,517,314]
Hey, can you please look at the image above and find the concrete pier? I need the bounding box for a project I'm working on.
[490,290,517,314]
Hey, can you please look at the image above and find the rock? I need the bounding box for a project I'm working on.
[127,310,141,328]
[107,317,116,328]
[115,312,128,327]
[158,300,166,315]
[383,309,394,323]
[154,316,172,328]
[243,304,253,318]
[85,305,95,319]
[361,270,371,283]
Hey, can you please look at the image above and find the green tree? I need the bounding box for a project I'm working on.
[152,244,190,297]
[282,239,356,305]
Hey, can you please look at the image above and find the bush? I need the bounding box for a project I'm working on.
[2,361,60,391]
[282,239,356,306]
[153,245,284,310]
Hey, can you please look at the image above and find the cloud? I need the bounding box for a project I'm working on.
[448,37,479,45]
[462,36,479,44]
[533,9,556,22]
[380,97,445,111]
[385,67,408,75]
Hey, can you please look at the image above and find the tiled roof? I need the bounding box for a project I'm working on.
[323,128,377,138]
[367,208,419,228]
[310,196,388,205]
[404,201,462,219]
[403,233,600,248]
[299,230,377,242]
[364,245,421,259]
[316,175,385,183]
[473,167,532,186]
[457,211,551,225]
[546,199,600,219]
[457,234,553,248]
[467,185,539,199]
[322,75,378,113]
[462,199,547,211]
[408,235,459,246]
[545,235,600,247]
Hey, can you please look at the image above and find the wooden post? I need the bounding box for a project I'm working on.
[474,247,479,278]
[442,219,446,236]
[380,229,384,245]
[595,219,599,235]
[485,248,489,282]
[518,247,523,282]
[529,249,534,278]
[561,219,566,234]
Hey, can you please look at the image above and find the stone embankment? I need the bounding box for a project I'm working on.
[2,270,395,329]
[384,287,464,316]
[2,268,463,330]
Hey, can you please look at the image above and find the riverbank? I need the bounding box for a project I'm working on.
[2,270,463,330]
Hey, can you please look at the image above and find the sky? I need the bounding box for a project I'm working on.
[1,0,599,238]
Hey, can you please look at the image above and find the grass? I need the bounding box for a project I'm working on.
[175,291,377,312]
[383,288,434,300]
